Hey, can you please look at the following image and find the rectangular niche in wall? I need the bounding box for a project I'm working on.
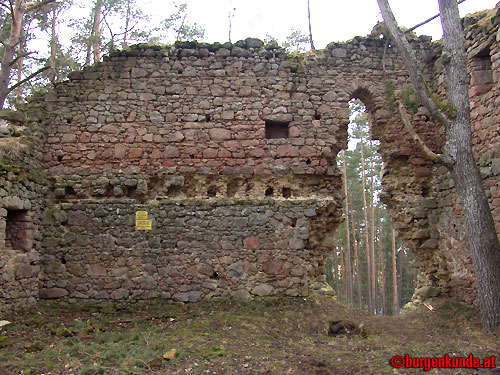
[470,47,493,95]
[5,209,32,251]
[265,120,289,139]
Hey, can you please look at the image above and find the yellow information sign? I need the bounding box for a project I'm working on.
[135,211,152,230]
[136,220,152,230]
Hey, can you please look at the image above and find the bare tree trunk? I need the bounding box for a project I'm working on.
[16,37,24,104]
[398,248,404,309]
[228,0,233,42]
[332,247,340,300]
[342,150,353,307]
[369,133,377,313]
[378,209,386,315]
[49,7,57,86]
[351,214,362,310]
[392,226,399,315]
[122,0,131,49]
[307,0,315,51]
[0,0,25,108]
[92,0,102,63]
[378,0,500,331]
[360,143,372,314]
[339,244,346,303]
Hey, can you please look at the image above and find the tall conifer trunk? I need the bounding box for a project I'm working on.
[392,226,399,315]
[361,143,372,313]
[342,150,353,307]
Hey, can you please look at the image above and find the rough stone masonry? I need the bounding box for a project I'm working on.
[1,5,499,311]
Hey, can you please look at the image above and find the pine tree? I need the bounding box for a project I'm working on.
[0,0,56,108]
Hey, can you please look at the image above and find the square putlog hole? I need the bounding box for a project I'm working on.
[265,120,289,139]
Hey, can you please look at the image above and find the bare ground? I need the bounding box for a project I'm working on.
[0,296,499,375]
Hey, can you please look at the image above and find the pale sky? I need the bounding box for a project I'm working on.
[147,0,499,47]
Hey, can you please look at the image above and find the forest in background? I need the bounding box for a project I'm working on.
[327,99,416,315]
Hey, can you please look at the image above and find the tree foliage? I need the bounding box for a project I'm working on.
[161,2,205,42]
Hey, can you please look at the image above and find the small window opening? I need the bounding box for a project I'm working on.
[470,47,493,91]
[205,114,211,122]
[65,186,76,195]
[207,186,217,197]
[60,254,67,264]
[314,111,321,120]
[282,187,292,198]
[210,271,219,280]
[66,119,72,124]
[291,218,297,228]
[306,159,311,165]
[265,187,274,197]
[57,155,63,162]
[265,120,289,139]
[5,209,31,251]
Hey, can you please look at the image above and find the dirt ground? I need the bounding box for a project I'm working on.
[0,296,499,375]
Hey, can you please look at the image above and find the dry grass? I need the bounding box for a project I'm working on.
[0,296,499,375]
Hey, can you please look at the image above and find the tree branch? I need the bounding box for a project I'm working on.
[405,0,467,33]
[25,0,56,13]
[0,1,10,11]
[397,102,448,165]
[8,0,14,16]
[12,51,35,65]
[7,65,49,93]
[377,0,452,129]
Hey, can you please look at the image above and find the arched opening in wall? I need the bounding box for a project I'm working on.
[325,97,416,315]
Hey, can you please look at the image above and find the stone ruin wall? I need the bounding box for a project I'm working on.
[39,34,436,304]
[428,7,500,304]
[1,5,499,310]
[0,105,47,311]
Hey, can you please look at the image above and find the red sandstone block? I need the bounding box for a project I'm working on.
[415,167,431,177]
[61,134,77,143]
[114,144,127,158]
[129,148,143,158]
[243,236,259,249]
[40,288,68,299]
[88,264,107,276]
[16,264,32,279]
[277,145,299,157]
[203,149,218,158]
[263,258,284,275]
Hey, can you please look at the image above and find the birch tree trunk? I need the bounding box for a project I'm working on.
[378,0,500,331]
